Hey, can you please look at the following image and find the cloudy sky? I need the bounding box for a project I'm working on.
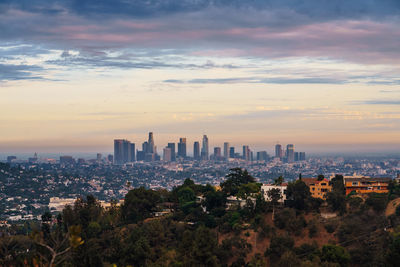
[1,0,400,154]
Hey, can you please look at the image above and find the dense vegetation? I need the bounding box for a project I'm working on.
[1,168,400,266]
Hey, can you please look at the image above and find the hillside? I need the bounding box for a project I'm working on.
[1,170,400,267]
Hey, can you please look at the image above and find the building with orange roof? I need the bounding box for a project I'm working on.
[344,177,391,195]
[301,178,332,200]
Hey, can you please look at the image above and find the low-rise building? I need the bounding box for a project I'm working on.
[261,184,287,203]
[48,197,76,212]
[344,177,391,195]
[302,178,332,200]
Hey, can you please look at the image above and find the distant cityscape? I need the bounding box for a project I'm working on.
[1,131,399,223]
[113,132,306,165]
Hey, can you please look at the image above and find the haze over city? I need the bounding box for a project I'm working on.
[1,0,400,153]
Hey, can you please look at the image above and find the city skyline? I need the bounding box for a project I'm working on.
[1,1,400,153]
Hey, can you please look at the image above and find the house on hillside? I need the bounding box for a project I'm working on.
[261,184,287,203]
[226,195,256,210]
[344,177,391,195]
[302,178,332,200]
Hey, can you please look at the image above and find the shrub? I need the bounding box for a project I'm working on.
[324,222,338,233]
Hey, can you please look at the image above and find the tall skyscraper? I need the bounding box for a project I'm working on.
[130,143,136,162]
[223,142,230,159]
[114,139,135,164]
[229,147,235,158]
[96,153,102,161]
[114,139,124,164]
[257,151,268,161]
[123,140,131,163]
[275,144,283,158]
[243,145,250,161]
[286,144,295,163]
[148,132,155,153]
[167,143,176,161]
[299,152,306,161]
[201,135,209,160]
[163,147,172,162]
[213,147,222,160]
[178,138,187,158]
[142,141,149,154]
[193,141,200,160]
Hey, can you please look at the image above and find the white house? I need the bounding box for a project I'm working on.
[261,184,287,203]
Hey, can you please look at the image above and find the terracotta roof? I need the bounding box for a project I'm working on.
[301,178,318,186]
[301,178,329,186]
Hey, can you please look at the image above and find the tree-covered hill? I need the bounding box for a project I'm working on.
[1,168,400,266]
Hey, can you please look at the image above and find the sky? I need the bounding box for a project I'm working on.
[1,0,400,154]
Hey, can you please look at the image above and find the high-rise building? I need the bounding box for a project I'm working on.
[243,145,250,161]
[275,144,283,158]
[167,143,176,161]
[7,156,16,163]
[257,151,269,161]
[60,156,75,165]
[123,140,131,163]
[213,147,222,160]
[178,138,187,158]
[145,153,155,162]
[136,151,145,161]
[114,139,135,164]
[107,154,113,163]
[29,152,38,163]
[142,141,149,154]
[286,144,295,163]
[148,132,155,153]
[163,147,172,162]
[229,147,235,158]
[96,153,102,161]
[299,152,306,161]
[114,139,125,164]
[294,152,299,161]
[223,142,230,159]
[130,143,136,162]
[201,135,209,160]
[193,141,200,160]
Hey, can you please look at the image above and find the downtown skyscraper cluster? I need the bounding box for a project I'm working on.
[275,143,306,163]
[114,132,305,164]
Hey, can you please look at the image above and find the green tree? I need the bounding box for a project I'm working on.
[221,168,255,195]
[178,186,196,205]
[287,180,312,211]
[237,182,261,199]
[121,187,161,223]
[320,245,350,266]
[387,231,400,266]
[274,176,284,185]
[365,193,388,213]
[30,225,84,267]
[267,188,283,206]
[265,234,295,263]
